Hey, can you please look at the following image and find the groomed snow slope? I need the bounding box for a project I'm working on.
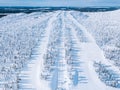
[0,10,120,90]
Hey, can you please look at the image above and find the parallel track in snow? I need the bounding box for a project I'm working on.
[5,11,119,90]
[19,12,60,90]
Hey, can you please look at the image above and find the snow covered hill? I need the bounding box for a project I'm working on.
[0,9,120,90]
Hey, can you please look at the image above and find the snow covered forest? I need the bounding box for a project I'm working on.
[0,8,120,90]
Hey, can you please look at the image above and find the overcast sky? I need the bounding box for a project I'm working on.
[0,0,120,7]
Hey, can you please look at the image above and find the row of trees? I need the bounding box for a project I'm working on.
[65,21,88,85]
[94,61,120,88]
[41,18,63,90]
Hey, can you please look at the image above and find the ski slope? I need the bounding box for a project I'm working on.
[0,10,120,90]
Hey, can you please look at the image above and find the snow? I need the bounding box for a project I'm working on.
[0,9,120,90]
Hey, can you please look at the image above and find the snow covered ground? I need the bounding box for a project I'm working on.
[0,9,120,90]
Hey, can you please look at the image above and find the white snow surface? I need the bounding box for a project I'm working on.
[0,10,120,90]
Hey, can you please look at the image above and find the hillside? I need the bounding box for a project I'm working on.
[0,9,120,90]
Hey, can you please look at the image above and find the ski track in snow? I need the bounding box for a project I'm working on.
[19,12,61,90]
[6,11,119,90]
